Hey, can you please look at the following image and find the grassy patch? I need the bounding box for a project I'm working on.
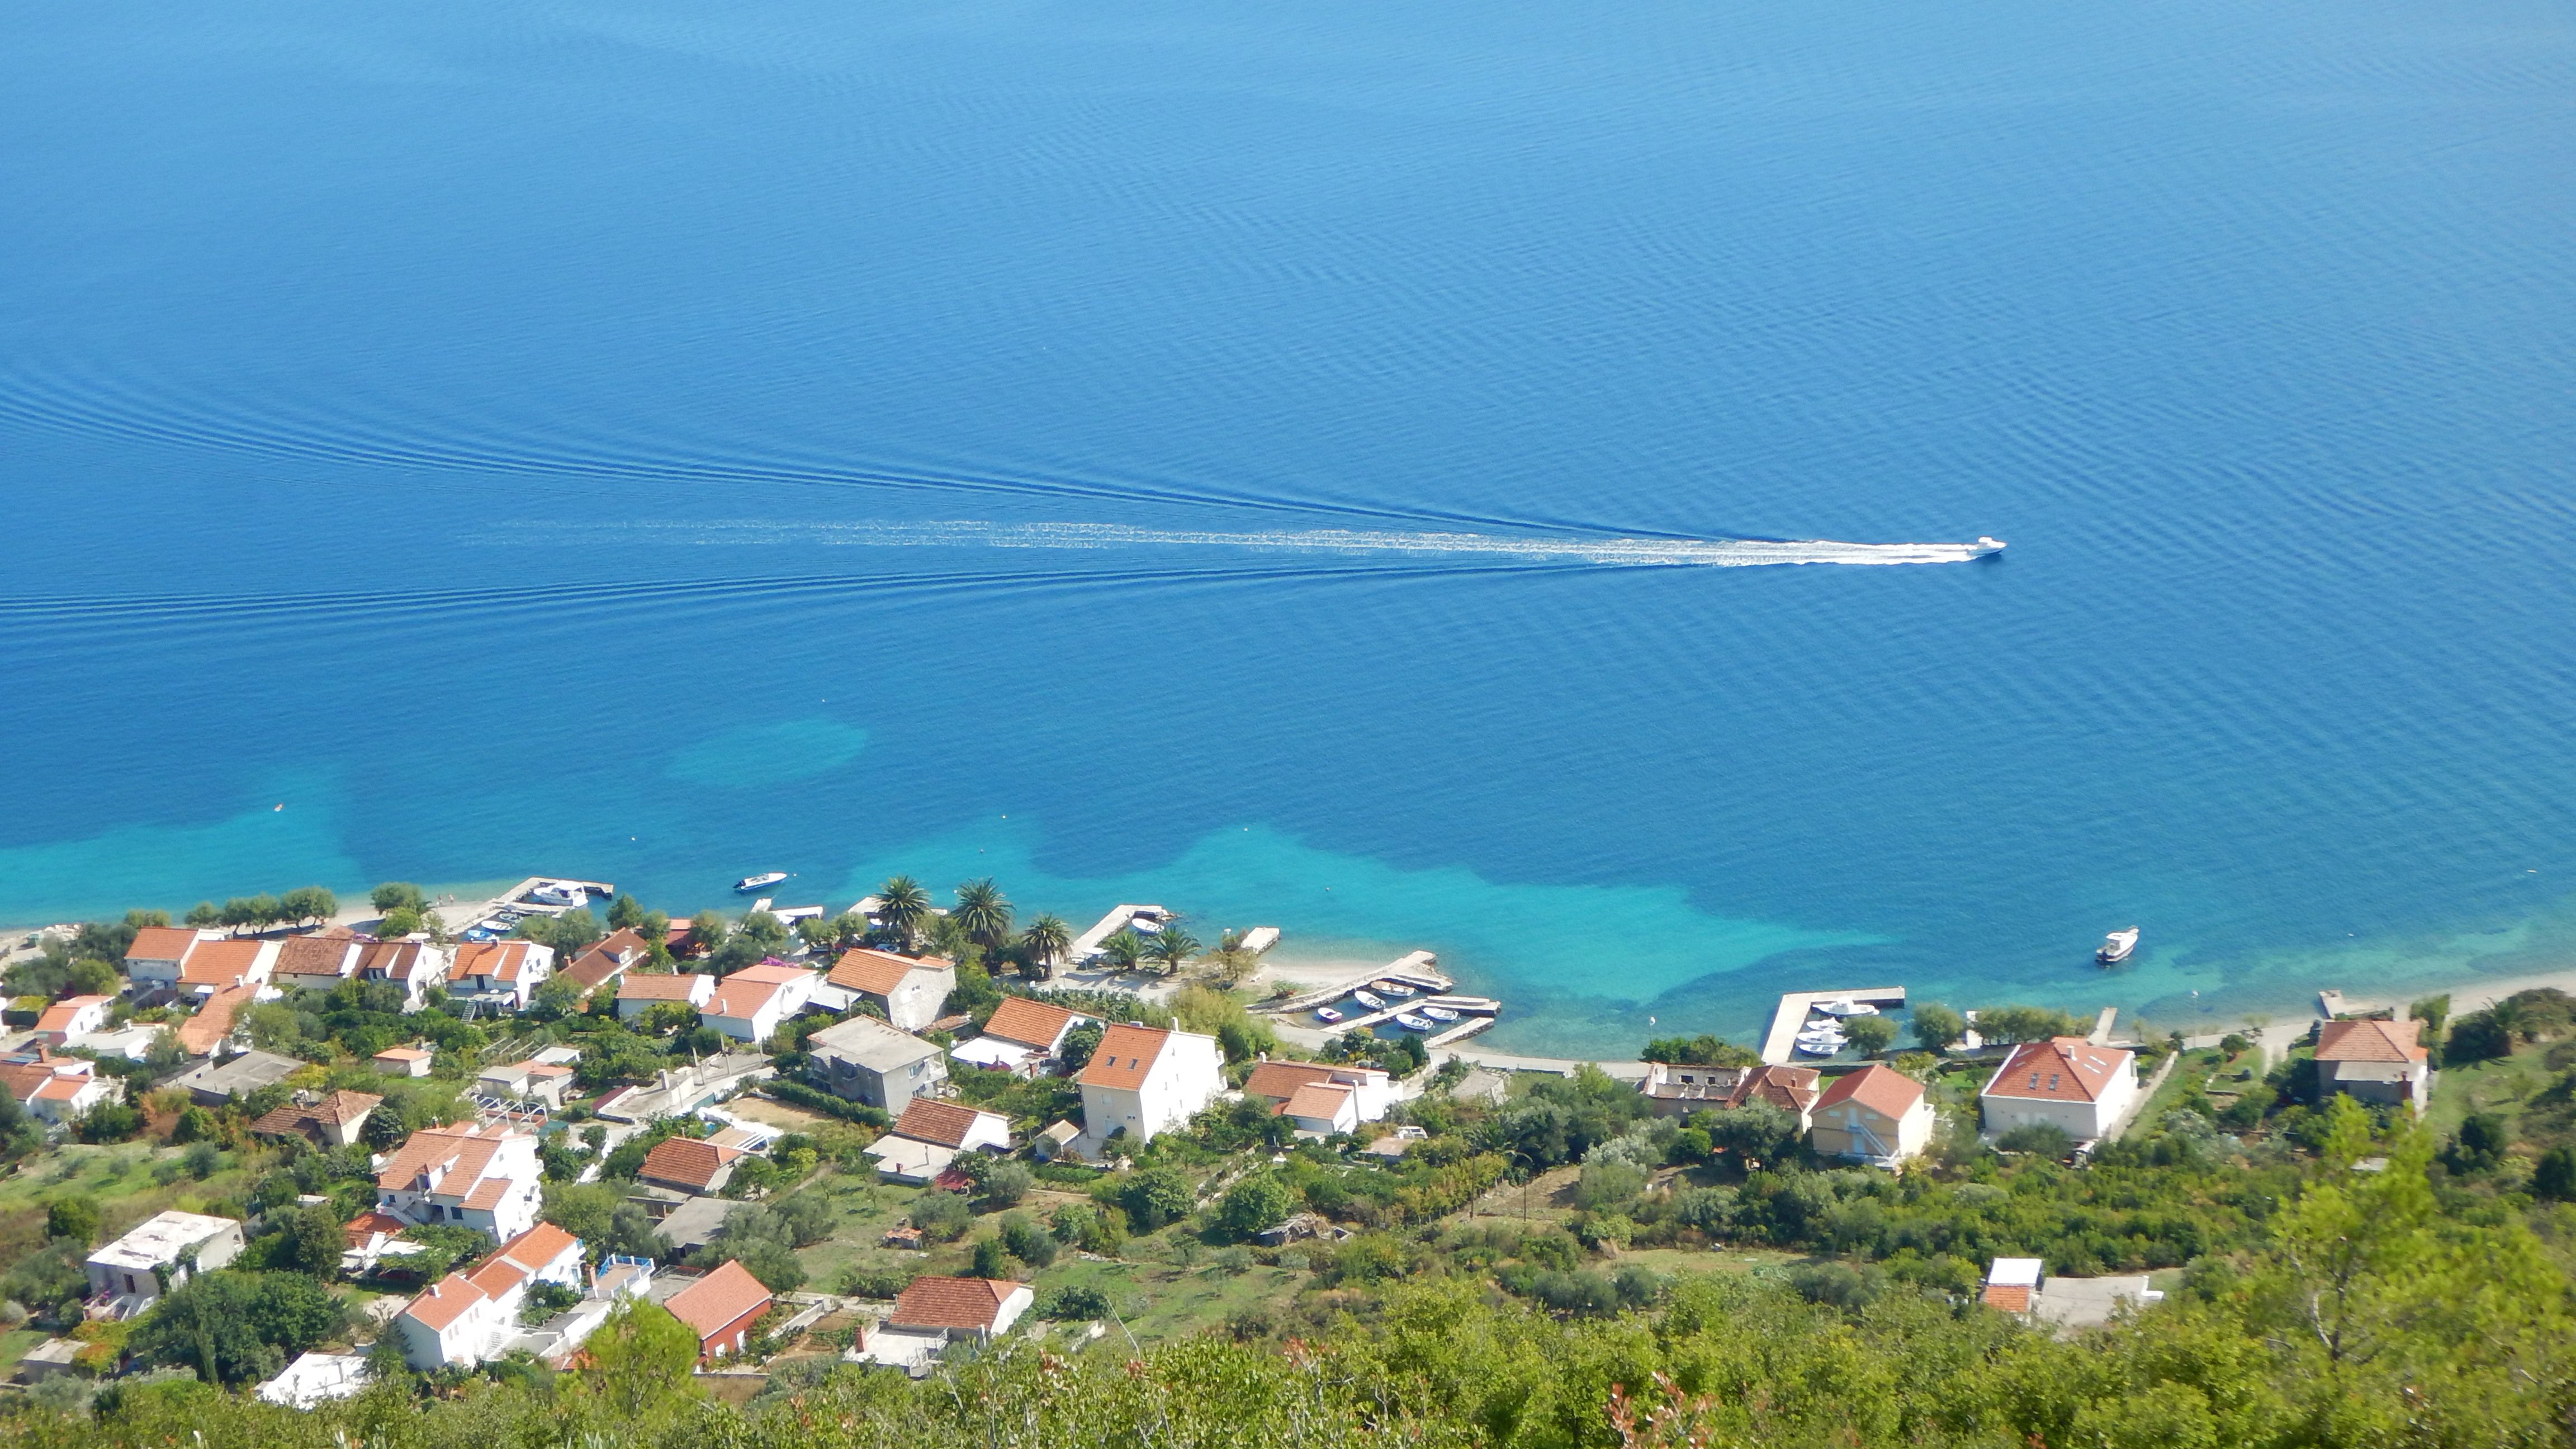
[1035,1252,1303,1350]
[0,1328,51,1372]
[2428,1040,2559,1139]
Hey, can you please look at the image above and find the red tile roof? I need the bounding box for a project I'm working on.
[1280,1082,1356,1123]
[888,1275,1019,1332]
[2315,1018,2427,1064]
[358,941,437,981]
[640,1136,745,1192]
[1077,1024,1172,1091]
[1983,1039,2133,1104]
[891,1097,1003,1149]
[618,972,708,1002]
[1981,1284,2032,1313]
[562,932,648,989]
[402,1275,489,1332]
[273,935,358,978]
[34,996,110,1035]
[126,927,209,964]
[1815,1065,1925,1120]
[982,997,1082,1052]
[494,1220,582,1273]
[665,1260,771,1342]
[179,939,265,988]
[1243,1060,1340,1101]
[1729,1064,1822,1115]
[343,1210,407,1246]
[376,1123,513,1193]
[252,1090,381,1138]
[828,948,951,997]
[176,983,258,1054]
[453,941,539,983]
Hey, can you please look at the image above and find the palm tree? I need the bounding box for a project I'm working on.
[953,878,1014,955]
[875,876,931,951]
[1020,914,1073,980]
[1145,921,1200,977]
[1099,928,1147,976]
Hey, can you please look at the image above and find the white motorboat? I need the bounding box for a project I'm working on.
[1811,999,1879,1017]
[1373,979,1417,998]
[1420,1005,1461,1024]
[2097,926,2140,965]
[735,872,789,892]
[1351,990,1387,1011]
[1793,1038,1842,1057]
[1394,1013,1434,1032]
[1797,1027,1847,1047]
[1313,1006,1344,1024]
[1970,536,2007,557]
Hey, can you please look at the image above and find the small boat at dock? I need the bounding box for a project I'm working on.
[1373,979,1417,997]
[1313,1006,1344,1024]
[1811,998,1878,1017]
[1351,990,1387,1011]
[2097,926,2139,965]
[734,872,789,892]
[1793,1037,1843,1057]
[1393,1013,1433,1031]
[1419,1005,1460,1024]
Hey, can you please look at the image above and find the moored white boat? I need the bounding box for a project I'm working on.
[1374,979,1417,997]
[1394,1013,1433,1031]
[1352,990,1387,1011]
[1420,1005,1461,1023]
[2097,926,2140,965]
[1812,998,1879,1017]
[734,872,789,892]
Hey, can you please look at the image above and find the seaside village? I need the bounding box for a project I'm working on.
[2,874,2573,1414]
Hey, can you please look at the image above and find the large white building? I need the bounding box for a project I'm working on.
[1980,1038,2139,1143]
[824,949,956,1033]
[1810,1064,1935,1167]
[390,1221,586,1371]
[373,1123,545,1243]
[1076,1024,1224,1147]
[85,1210,245,1318]
[702,962,824,1045]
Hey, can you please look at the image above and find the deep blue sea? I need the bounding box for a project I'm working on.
[4,0,2572,1054]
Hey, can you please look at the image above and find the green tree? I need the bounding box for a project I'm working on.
[1706,1102,1801,1166]
[970,1237,1011,1280]
[45,1195,102,1246]
[1020,914,1072,980]
[573,1298,703,1416]
[1097,929,1147,974]
[1059,1022,1104,1072]
[130,1271,345,1385]
[370,882,428,915]
[1118,1166,1196,1231]
[1844,1015,1898,1057]
[184,901,222,929]
[685,910,729,959]
[953,878,1014,954]
[1909,1002,1967,1052]
[276,1203,346,1276]
[1145,921,1201,977]
[1218,1171,1296,1238]
[2532,1144,2576,1201]
[1974,1004,2083,1045]
[874,877,931,951]
[378,906,424,937]
[278,886,337,928]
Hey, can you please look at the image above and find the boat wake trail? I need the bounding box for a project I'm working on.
[506,519,2000,567]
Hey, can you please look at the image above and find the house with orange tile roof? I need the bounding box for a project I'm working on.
[953,996,1095,1074]
[121,927,224,990]
[0,1048,118,1126]
[825,949,955,1032]
[662,1259,772,1362]
[2314,1017,2432,1112]
[390,1221,586,1370]
[638,1135,749,1195]
[865,1098,1011,1183]
[1077,1024,1224,1147]
[373,1045,435,1077]
[884,1274,1033,1344]
[560,927,652,992]
[374,1123,544,1243]
[615,969,716,1021]
[252,1089,382,1148]
[32,995,112,1045]
[1810,1065,1934,1167]
[172,938,279,994]
[175,982,260,1056]
[1242,1060,1394,1123]
[1980,1038,2139,1143]
[355,940,453,1011]
[1637,1062,1824,1124]
[702,962,823,1045]
[448,940,556,1014]
[269,934,363,994]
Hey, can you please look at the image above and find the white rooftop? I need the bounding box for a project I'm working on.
[88,1210,239,1272]
[256,1351,372,1409]
[1987,1257,2045,1288]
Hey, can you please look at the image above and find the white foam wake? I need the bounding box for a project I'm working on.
[502,519,1998,567]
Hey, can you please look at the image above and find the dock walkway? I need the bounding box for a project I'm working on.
[1759,986,1907,1064]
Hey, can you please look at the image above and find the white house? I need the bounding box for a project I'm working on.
[865,1275,1032,1368]
[477,1058,575,1110]
[954,996,1094,1074]
[808,1015,948,1110]
[1076,1023,1225,1146]
[31,996,112,1045]
[825,949,956,1033]
[702,962,823,1045]
[864,1097,1012,1183]
[390,1221,585,1370]
[617,970,716,1021]
[1980,1038,2139,1143]
[85,1210,245,1318]
[1243,1060,1395,1124]
[120,928,226,991]
[0,1050,120,1126]
[373,1123,545,1243]
[356,940,453,1011]
[2314,1017,2432,1114]
[448,941,557,1014]
[1810,1064,1935,1167]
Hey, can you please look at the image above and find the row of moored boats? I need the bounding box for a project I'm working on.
[1793,996,1880,1057]
[1314,978,1457,1031]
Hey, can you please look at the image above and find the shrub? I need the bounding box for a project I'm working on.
[1217,1171,1296,1239]
[836,1267,917,1299]
[980,1160,1035,1209]
[1117,1167,1196,1232]
[1032,1284,1111,1320]
[1000,1214,1058,1267]
[908,1190,972,1242]
[1997,1122,2076,1158]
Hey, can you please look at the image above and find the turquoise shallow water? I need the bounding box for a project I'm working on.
[2,0,2573,1053]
